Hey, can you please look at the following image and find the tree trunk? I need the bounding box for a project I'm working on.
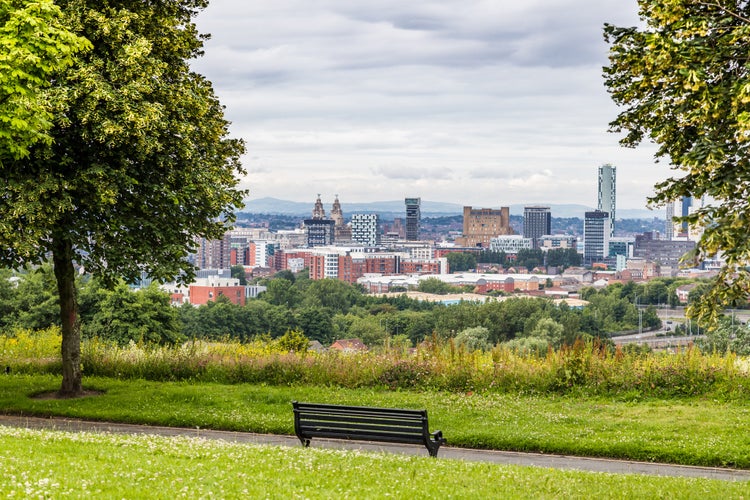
[53,236,82,396]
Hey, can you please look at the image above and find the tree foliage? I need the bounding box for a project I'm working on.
[604,1,750,324]
[445,252,476,272]
[0,0,245,395]
[0,0,90,158]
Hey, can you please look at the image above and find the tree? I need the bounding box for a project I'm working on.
[604,2,750,325]
[260,278,301,308]
[417,277,457,295]
[0,0,90,158]
[454,326,492,352]
[83,282,183,345]
[445,252,476,272]
[230,265,247,286]
[0,1,245,396]
[302,279,361,314]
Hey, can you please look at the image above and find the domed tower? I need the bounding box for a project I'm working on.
[331,195,344,226]
[312,194,326,220]
[331,195,352,243]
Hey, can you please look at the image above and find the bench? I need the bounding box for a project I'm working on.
[292,401,446,457]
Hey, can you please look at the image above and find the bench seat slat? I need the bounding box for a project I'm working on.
[298,429,428,445]
[298,415,424,428]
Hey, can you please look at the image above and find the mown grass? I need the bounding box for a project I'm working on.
[2,374,750,469]
[1,426,747,499]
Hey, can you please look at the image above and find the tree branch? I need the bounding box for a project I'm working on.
[697,1,750,24]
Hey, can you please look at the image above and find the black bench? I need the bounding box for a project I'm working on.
[292,401,446,457]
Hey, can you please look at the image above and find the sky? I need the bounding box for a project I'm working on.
[191,1,667,210]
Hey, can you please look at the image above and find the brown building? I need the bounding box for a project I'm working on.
[455,206,513,248]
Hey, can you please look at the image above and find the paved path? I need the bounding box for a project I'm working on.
[2,414,749,482]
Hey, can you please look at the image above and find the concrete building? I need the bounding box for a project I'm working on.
[456,206,513,248]
[584,210,610,264]
[609,237,635,258]
[351,213,381,246]
[597,164,616,237]
[305,195,335,247]
[538,234,577,250]
[489,235,533,254]
[405,198,421,241]
[523,206,551,247]
[195,234,232,270]
[634,232,696,268]
[330,195,352,243]
[189,276,246,306]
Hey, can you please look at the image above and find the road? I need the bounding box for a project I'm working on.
[1,414,748,482]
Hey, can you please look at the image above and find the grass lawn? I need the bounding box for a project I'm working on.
[1,374,749,469]
[1,426,746,499]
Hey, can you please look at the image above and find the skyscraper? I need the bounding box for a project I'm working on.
[597,164,616,237]
[523,206,551,247]
[665,202,675,240]
[405,197,421,241]
[351,213,381,246]
[304,194,335,247]
[584,210,611,264]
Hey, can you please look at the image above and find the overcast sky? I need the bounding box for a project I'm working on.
[191,1,665,210]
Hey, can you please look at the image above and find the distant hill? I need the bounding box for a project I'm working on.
[242,197,661,220]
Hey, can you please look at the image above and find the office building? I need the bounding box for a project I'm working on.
[665,202,675,240]
[489,235,533,254]
[523,206,551,247]
[405,197,421,241]
[456,206,513,248]
[584,210,610,264]
[351,213,381,246]
[597,164,616,237]
[305,195,335,247]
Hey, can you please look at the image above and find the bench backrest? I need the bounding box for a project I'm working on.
[293,401,430,446]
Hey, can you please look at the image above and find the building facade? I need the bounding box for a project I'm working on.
[584,210,610,264]
[597,164,616,237]
[456,206,513,248]
[489,235,533,254]
[350,213,381,246]
[305,195,335,247]
[523,206,551,247]
[405,197,421,241]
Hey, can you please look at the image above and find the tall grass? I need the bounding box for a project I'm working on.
[2,330,748,400]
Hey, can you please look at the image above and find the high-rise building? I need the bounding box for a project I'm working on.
[195,233,232,270]
[405,197,421,241]
[665,202,675,240]
[456,206,513,248]
[597,164,616,237]
[305,194,335,247]
[330,195,352,242]
[351,213,381,246]
[523,206,551,247]
[584,210,610,264]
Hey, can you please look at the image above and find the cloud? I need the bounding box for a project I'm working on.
[191,1,668,208]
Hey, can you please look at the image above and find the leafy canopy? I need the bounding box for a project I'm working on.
[0,0,90,158]
[604,1,750,324]
[0,0,246,284]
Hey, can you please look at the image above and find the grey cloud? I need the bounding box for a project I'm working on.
[372,165,454,181]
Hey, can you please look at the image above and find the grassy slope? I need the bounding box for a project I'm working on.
[1,374,749,468]
[1,426,746,499]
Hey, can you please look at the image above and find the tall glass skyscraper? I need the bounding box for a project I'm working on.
[523,206,551,247]
[597,164,616,237]
[405,197,421,241]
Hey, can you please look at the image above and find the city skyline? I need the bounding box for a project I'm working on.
[192,1,666,210]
